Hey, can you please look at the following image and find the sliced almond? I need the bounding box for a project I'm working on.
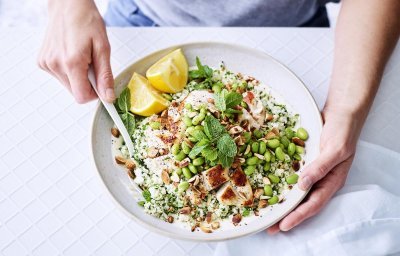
[292,137,305,147]
[179,206,191,214]
[232,213,242,225]
[178,158,190,168]
[265,131,277,140]
[161,170,170,185]
[206,212,212,223]
[263,177,271,185]
[229,126,244,135]
[258,199,268,209]
[265,113,273,121]
[211,222,220,230]
[254,188,264,199]
[191,223,199,232]
[254,153,265,160]
[200,223,212,233]
[147,147,159,158]
[244,145,251,155]
[207,98,215,104]
[111,127,120,138]
[167,216,174,223]
[115,156,127,165]
[125,159,136,171]
[271,128,280,136]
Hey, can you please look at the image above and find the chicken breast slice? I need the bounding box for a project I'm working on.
[216,168,254,206]
[202,165,230,191]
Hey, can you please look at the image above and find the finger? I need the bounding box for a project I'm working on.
[45,56,72,91]
[266,223,280,235]
[279,157,353,231]
[298,149,345,191]
[92,37,115,103]
[67,59,97,104]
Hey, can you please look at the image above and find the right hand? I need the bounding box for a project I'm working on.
[38,0,115,104]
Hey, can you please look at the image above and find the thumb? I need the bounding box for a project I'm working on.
[92,39,115,103]
[298,149,343,191]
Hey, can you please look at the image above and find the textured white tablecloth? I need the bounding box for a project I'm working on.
[0,28,399,255]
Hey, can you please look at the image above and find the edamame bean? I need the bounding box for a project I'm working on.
[254,130,263,139]
[243,132,252,143]
[296,127,309,141]
[149,121,161,130]
[162,93,172,101]
[268,195,279,205]
[246,156,259,166]
[186,126,195,135]
[212,84,222,93]
[288,143,296,156]
[259,141,267,154]
[171,144,180,155]
[293,153,302,161]
[271,154,276,162]
[192,113,206,125]
[178,181,190,191]
[251,142,259,153]
[193,157,205,166]
[182,167,192,179]
[267,139,280,149]
[194,125,204,131]
[183,116,193,127]
[275,147,285,161]
[175,168,182,175]
[264,151,271,162]
[286,173,299,184]
[184,103,192,110]
[264,185,273,196]
[244,165,256,176]
[285,128,294,139]
[263,162,271,172]
[188,164,198,174]
[268,174,280,184]
[239,145,247,153]
[281,136,290,148]
[296,146,305,154]
[182,141,191,154]
[175,151,186,161]
[188,136,197,142]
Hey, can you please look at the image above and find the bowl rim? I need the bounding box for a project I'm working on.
[90,41,323,241]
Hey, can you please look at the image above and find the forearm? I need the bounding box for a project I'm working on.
[325,0,400,127]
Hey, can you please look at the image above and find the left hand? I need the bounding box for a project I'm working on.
[267,108,360,234]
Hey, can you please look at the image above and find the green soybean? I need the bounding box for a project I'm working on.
[185,126,195,135]
[244,165,256,176]
[281,136,290,148]
[254,130,263,139]
[264,151,272,162]
[285,128,294,139]
[264,185,273,196]
[268,195,279,205]
[184,103,192,110]
[175,168,182,175]
[194,125,204,131]
[178,181,190,191]
[193,157,205,166]
[243,132,252,143]
[188,136,197,142]
[192,113,206,125]
[149,121,161,130]
[171,144,180,155]
[182,167,192,179]
[275,147,285,161]
[293,153,302,161]
[268,174,280,184]
[212,84,222,93]
[251,142,259,153]
[175,151,186,161]
[271,154,276,162]
[239,145,247,153]
[183,116,193,127]
[188,164,198,174]
[246,156,259,166]
[263,162,271,172]
[296,128,309,141]
[267,139,280,149]
[286,173,299,184]
[288,143,296,156]
[259,141,267,154]
[182,141,191,154]
[296,146,305,154]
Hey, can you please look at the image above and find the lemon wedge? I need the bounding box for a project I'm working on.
[146,48,188,93]
[127,72,169,116]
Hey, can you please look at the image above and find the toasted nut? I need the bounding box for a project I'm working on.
[126,169,135,179]
[115,156,127,165]
[160,110,168,118]
[206,212,212,223]
[188,175,200,186]
[211,222,220,230]
[254,210,260,216]
[234,135,245,146]
[200,223,212,233]
[179,206,191,214]
[238,158,246,164]
[191,223,199,232]
[265,131,277,140]
[147,147,158,158]
[207,98,215,104]
[292,160,300,171]
[265,113,273,121]
[111,127,120,138]
[278,195,286,204]
[263,177,271,185]
[292,137,305,147]
[125,159,136,171]
[171,101,179,107]
[254,153,265,160]
[161,170,170,185]
[254,188,264,199]
[232,214,242,225]
[258,199,268,209]
[167,216,174,223]
[271,128,279,136]
[178,158,190,168]
[229,126,244,135]
[244,145,251,155]
[159,148,169,156]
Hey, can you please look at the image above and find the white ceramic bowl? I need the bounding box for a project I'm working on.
[90,42,322,241]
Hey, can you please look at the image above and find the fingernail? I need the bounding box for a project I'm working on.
[106,88,115,102]
[280,224,292,232]
[299,176,312,190]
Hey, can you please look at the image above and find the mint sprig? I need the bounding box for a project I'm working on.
[115,87,136,135]
[214,89,243,114]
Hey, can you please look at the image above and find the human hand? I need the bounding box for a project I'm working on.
[38,0,114,103]
[267,109,360,234]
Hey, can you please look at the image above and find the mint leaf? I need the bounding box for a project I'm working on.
[191,130,207,141]
[189,57,214,80]
[217,134,237,157]
[225,92,243,108]
[115,87,136,135]
[142,190,151,202]
[189,139,210,159]
[202,147,218,161]
[225,108,242,114]
[218,151,234,168]
[117,87,130,113]
[203,115,226,140]
[214,89,227,112]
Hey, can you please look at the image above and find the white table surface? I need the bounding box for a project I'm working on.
[0,28,399,256]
